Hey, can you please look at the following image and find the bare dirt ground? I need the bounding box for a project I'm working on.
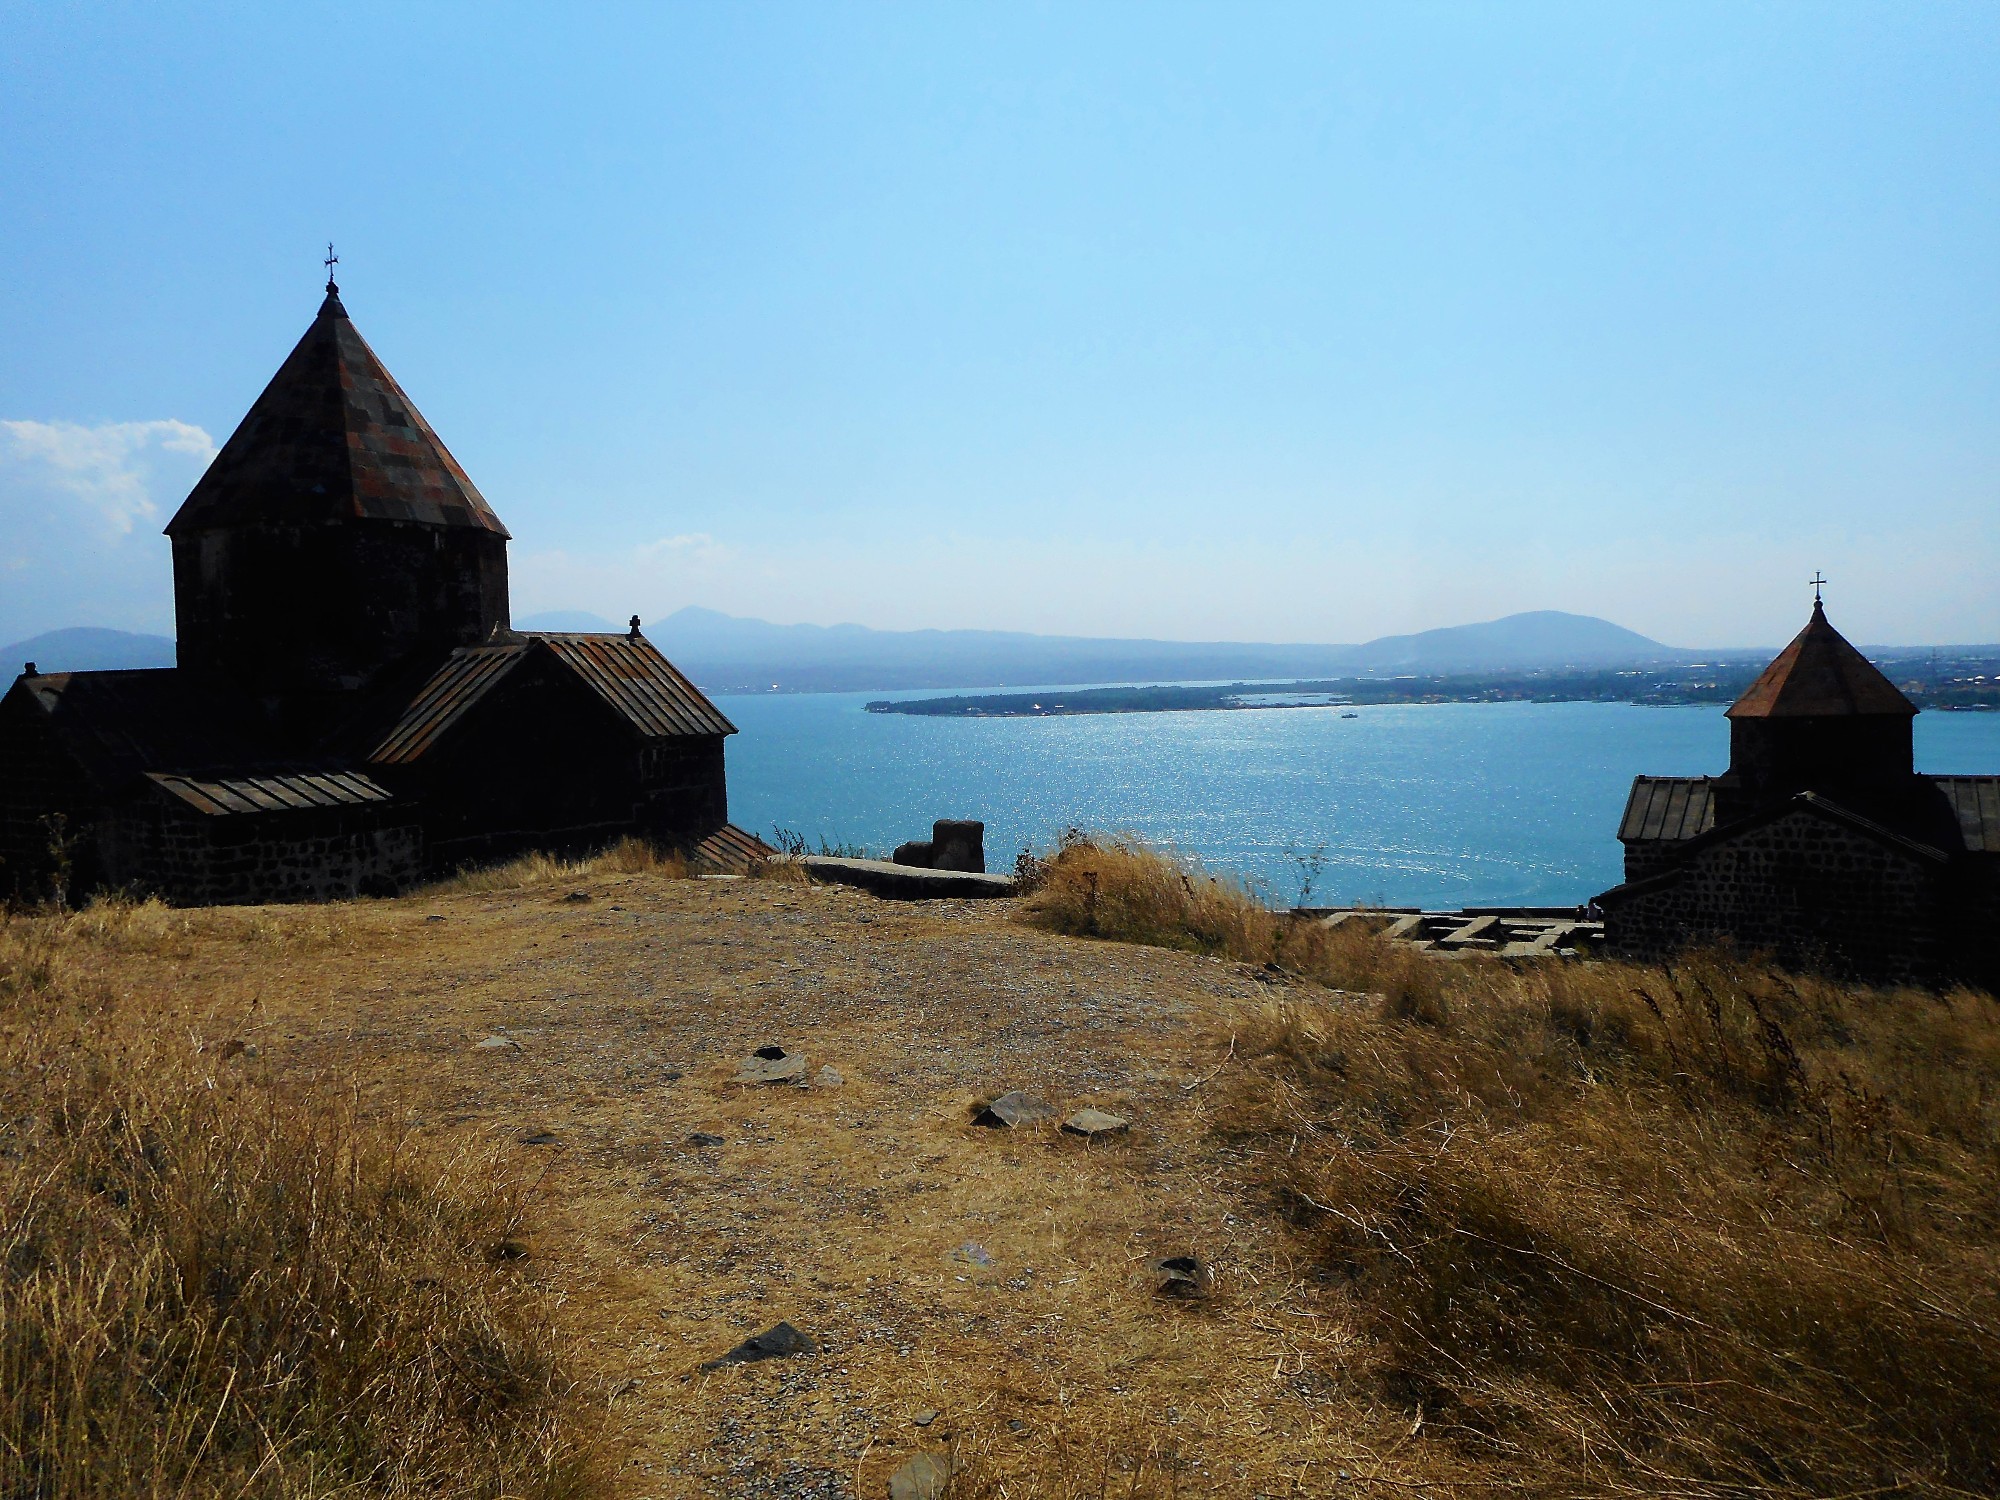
[60,874,1449,1498]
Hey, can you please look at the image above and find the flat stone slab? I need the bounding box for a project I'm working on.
[473,1035,520,1051]
[734,1049,810,1085]
[889,1452,953,1500]
[973,1090,1056,1128]
[799,855,1015,900]
[699,1320,814,1370]
[1062,1108,1130,1137]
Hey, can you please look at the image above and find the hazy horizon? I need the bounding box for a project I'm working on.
[4,3,1996,649]
[13,603,1999,664]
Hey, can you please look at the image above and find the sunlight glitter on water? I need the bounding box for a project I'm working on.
[715,693,2000,910]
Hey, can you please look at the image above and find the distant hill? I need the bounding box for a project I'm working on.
[1,627,177,675]
[1342,612,1684,672]
[644,607,1698,692]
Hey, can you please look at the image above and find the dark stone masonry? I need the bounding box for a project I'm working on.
[0,277,767,906]
[1597,599,2000,985]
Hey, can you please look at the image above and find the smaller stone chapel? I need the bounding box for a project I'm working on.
[1597,596,1999,985]
[0,276,769,906]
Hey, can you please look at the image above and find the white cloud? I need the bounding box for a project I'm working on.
[0,419,217,537]
[0,418,217,641]
[634,532,731,565]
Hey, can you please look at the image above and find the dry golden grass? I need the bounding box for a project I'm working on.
[0,907,598,1500]
[1026,835,2000,1497]
[429,837,690,895]
[14,839,1997,1497]
[1022,833,1447,1017]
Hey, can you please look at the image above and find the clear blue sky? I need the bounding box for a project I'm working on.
[2,2,1995,649]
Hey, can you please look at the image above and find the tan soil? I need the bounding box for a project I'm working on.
[65,874,1449,1498]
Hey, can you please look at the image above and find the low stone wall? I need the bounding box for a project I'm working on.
[146,804,424,906]
[800,855,1014,900]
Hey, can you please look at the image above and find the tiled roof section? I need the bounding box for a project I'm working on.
[1727,602,1915,720]
[1618,776,1716,842]
[368,643,530,764]
[369,633,734,765]
[686,823,776,875]
[1933,776,2000,854]
[165,288,509,538]
[13,669,271,790]
[529,633,736,739]
[146,769,395,816]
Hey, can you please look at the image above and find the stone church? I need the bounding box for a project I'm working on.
[0,278,768,906]
[1597,598,1999,984]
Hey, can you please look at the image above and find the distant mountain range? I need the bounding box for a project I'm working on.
[556,607,1711,691]
[16,609,1962,696]
[1,627,178,675]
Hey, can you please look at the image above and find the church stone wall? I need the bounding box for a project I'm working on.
[638,737,728,841]
[173,522,509,703]
[1605,808,1946,981]
[1623,839,1693,884]
[139,804,422,906]
[0,696,111,903]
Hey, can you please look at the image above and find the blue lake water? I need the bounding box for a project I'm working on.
[714,692,2000,910]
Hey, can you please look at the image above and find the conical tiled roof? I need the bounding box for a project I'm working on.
[1726,601,1914,719]
[165,286,508,538]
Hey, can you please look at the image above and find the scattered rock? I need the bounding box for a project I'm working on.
[474,1035,520,1051]
[562,890,592,903]
[662,1068,684,1082]
[1153,1255,1213,1298]
[735,1048,810,1085]
[1062,1108,1130,1137]
[425,914,446,923]
[812,1064,845,1089]
[949,1242,994,1268]
[972,1090,1056,1128]
[517,1129,559,1146]
[911,1409,939,1428]
[687,1131,725,1148]
[241,1042,261,1059]
[699,1320,813,1369]
[891,840,935,868]
[889,1452,952,1500]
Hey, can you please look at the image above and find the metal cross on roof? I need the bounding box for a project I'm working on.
[323,242,339,291]
[1810,571,1827,605]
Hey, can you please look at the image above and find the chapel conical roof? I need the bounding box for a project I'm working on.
[1726,600,1915,720]
[164,284,509,538]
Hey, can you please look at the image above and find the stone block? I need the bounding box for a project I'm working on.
[930,819,985,873]
[892,840,934,868]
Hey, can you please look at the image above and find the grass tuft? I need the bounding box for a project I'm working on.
[428,837,689,895]
[1022,834,2000,1495]
[0,914,597,1499]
